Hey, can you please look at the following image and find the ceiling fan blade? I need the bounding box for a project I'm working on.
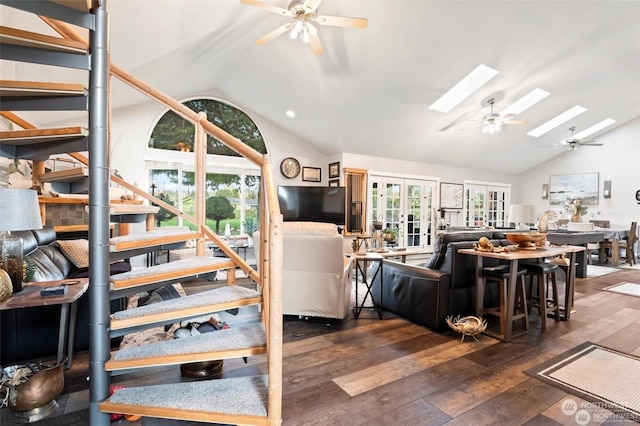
[256,23,294,45]
[240,0,293,17]
[308,30,325,55]
[303,0,323,13]
[314,14,368,29]
[503,119,528,125]
[578,142,603,146]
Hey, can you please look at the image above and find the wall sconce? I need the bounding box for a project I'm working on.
[542,184,548,199]
[603,180,611,198]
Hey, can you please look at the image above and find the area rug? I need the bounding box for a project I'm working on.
[525,341,640,422]
[603,282,640,298]
[586,264,620,277]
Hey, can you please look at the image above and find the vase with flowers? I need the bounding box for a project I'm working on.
[566,196,588,222]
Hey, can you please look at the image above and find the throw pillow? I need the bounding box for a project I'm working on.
[57,239,89,268]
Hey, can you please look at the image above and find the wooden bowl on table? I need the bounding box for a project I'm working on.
[504,232,547,249]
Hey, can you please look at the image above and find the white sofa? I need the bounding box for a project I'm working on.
[255,222,353,320]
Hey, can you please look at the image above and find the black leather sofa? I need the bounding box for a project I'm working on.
[1,227,129,365]
[371,230,510,331]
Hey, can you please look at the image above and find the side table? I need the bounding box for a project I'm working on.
[352,252,384,319]
[0,278,89,368]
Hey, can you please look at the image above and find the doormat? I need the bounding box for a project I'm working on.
[603,282,640,298]
[525,341,640,422]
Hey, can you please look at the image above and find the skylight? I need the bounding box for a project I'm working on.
[527,106,587,137]
[500,88,549,116]
[428,64,499,113]
[572,118,616,140]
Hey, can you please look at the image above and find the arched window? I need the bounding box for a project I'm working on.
[147,98,266,235]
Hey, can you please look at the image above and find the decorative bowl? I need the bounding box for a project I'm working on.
[504,232,547,249]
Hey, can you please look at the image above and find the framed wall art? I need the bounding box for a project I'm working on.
[302,166,321,182]
[328,179,339,187]
[328,162,340,179]
[440,182,463,209]
[549,172,599,205]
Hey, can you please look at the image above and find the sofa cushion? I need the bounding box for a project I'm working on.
[57,239,89,268]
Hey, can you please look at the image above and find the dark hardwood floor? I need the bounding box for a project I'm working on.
[3,265,640,425]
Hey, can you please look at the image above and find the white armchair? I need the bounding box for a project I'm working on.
[255,222,353,320]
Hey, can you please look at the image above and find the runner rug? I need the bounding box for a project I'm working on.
[525,341,640,422]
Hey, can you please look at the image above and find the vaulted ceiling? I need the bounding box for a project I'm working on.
[3,0,639,174]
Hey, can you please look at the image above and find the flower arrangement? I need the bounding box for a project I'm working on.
[565,196,588,221]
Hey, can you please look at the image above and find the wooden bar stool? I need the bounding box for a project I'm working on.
[480,265,529,336]
[522,262,560,329]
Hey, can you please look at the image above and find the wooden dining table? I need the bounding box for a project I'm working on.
[459,244,585,342]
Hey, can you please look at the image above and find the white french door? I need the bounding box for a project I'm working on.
[369,176,436,251]
[464,183,510,228]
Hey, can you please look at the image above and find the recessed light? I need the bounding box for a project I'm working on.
[527,106,587,137]
[572,118,616,140]
[286,110,295,118]
[500,88,549,116]
[428,64,499,113]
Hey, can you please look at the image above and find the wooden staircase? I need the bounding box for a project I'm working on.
[0,2,283,425]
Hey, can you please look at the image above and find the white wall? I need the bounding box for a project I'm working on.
[515,117,640,227]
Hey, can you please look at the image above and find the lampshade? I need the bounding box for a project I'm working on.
[0,189,42,293]
[0,189,43,232]
[508,204,535,230]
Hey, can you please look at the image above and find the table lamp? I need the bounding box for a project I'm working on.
[508,204,535,231]
[0,189,43,293]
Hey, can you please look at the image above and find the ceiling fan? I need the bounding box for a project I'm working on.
[240,0,368,55]
[459,98,528,134]
[561,126,603,151]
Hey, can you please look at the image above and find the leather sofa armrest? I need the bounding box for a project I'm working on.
[372,259,451,331]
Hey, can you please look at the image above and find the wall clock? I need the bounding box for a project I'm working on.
[280,157,301,179]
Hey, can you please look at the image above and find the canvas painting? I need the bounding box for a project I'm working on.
[549,172,599,205]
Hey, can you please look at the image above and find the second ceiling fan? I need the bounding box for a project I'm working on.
[561,126,603,151]
[240,0,368,55]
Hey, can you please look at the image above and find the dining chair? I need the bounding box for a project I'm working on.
[599,222,637,266]
[589,219,610,228]
[567,222,598,264]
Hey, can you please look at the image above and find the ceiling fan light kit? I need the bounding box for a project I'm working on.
[241,0,368,55]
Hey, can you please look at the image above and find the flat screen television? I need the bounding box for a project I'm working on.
[277,186,345,225]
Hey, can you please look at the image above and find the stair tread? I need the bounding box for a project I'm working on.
[0,126,87,144]
[110,286,261,331]
[109,256,236,290]
[38,166,88,182]
[0,25,87,54]
[109,227,200,252]
[100,375,269,421]
[0,80,87,97]
[108,322,266,369]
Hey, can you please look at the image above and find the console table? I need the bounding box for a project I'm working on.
[459,245,584,342]
[0,278,89,368]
